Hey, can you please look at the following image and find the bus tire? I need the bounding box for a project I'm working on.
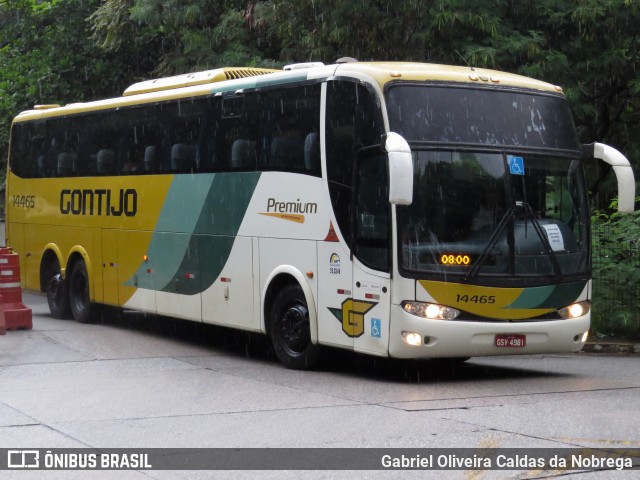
[46,261,71,319]
[269,284,320,370]
[68,260,93,323]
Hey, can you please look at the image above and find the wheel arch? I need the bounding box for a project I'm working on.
[262,266,318,345]
[39,243,64,292]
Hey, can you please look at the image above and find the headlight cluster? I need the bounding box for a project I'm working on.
[558,301,590,319]
[402,301,460,320]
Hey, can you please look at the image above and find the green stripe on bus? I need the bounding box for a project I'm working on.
[166,172,261,294]
[537,280,587,309]
[507,285,555,309]
[126,172,261,294]
[508,281,586,309]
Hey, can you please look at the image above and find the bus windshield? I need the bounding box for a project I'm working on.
[397,151,590,279]
[385,84,581,151]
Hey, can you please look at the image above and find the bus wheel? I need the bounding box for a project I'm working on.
[270,284,320,370]
[68,260,93,323]
[46,263,70,319]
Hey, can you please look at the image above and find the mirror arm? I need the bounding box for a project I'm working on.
[584,142,636,213]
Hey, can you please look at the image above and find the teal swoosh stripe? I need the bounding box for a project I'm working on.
[509,280,587,309]
[537,280,587,309]
[128,172,261,295]
[127,174,214,291]
[166,172,261,294]
[508,285,554,309]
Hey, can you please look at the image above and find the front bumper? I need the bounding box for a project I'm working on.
[389,304,590,359]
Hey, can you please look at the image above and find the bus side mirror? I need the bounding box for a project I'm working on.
[384,132,413,205]
[585,142,636,213]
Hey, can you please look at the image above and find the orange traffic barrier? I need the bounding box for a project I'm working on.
[0,247,32,330]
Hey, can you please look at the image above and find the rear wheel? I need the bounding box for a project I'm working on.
[69,260,93,323]
[269,284,320,370]
[45,259,70,319]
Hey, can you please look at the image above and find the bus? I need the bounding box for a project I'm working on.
[6,61,636,369]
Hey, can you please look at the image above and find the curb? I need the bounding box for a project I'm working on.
[582,341,640,355]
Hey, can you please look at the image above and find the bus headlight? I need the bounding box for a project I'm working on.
[558,301,590,319]
[401,331,423,346]
[402,301,460,320]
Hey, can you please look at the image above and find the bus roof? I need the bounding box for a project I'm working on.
[13,62,563,123]
[335,61,562,93]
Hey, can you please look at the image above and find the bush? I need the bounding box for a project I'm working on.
[590,198,640,338]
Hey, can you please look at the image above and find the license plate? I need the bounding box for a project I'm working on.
[495,334,526,348]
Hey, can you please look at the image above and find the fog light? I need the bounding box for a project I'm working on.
[581,331,589,343]
[558,301,590,319]
[402,301,460,320]
[401,331,422,346]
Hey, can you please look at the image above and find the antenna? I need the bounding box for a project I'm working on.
[455,50,475,71]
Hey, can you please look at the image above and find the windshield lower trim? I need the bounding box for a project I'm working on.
[406,142,583,158]
[396,268,591,289]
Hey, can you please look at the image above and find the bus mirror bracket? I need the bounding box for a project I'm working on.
[384,132,413,205]
[584,142,636,213]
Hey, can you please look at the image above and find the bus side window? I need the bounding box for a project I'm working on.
[144,146,157,173]
[36,155,48,177]
[9,122,47,178]
[218,92,259,171]
[231,139,256,169]
[261,84,321,175]
[171,143,197,172]
[96,149,115,175]
[57,150,78,177]
[269,136,304,170]
[304,132,320,172]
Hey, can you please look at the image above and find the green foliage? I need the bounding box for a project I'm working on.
[591,198,640,338]
[0,0,144,162]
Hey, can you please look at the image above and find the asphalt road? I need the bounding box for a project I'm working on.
[1,292,639,479]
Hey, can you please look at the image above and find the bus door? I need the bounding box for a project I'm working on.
[351,261,391,356]
[350,149,392,356]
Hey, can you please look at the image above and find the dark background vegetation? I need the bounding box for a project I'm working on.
[1,0,638,335]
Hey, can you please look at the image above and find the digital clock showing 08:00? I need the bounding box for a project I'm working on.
[439,253,473,266]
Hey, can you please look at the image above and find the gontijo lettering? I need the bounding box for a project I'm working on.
[60,189,137,216]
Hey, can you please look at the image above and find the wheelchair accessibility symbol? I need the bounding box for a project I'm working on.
[508,155,525,176]
[371,318,381,338]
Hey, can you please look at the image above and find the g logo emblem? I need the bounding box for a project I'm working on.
[329,299,376,338]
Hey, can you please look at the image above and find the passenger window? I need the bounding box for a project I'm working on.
[216,92,260,171]
[260,84,321,175]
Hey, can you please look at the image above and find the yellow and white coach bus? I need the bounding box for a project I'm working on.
[6,61,636,369]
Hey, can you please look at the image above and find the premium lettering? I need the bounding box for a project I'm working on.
[266,197,317,215]
[60,189,137,217]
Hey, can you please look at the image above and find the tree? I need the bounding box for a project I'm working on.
[90,0,278,75]
[0,0,144,163]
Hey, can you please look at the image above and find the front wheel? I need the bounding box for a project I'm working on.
[269,284,320,370]
[69,260,93,323]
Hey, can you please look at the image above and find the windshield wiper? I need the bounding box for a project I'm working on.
[464,202,563,281]
[464,207,516,281]
[519,201,563,278]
